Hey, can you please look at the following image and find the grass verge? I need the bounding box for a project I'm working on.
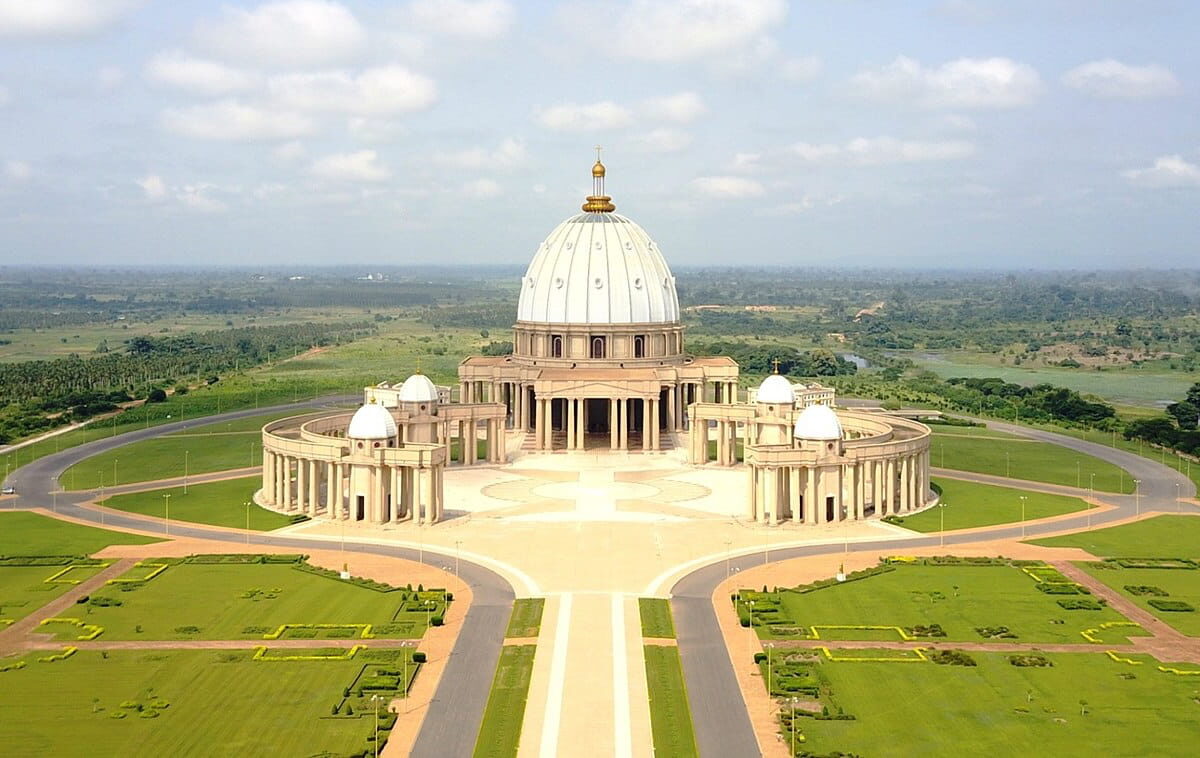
[472,645,536,758]
[639,598,676,638]
[892,478,1091,532]
[644,645,698,758]
[505,598,545,638]
[100,477,293,531]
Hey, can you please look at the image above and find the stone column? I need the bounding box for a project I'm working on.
[308,460,319,516]
[281,457,292,511]
[789,467,801,522]
[566,399,576,450]
[766,468,778,525]
[619,399,628,450]
[468,416,477,465]
[422,467,435,525]
[534,397,545,451]
[610,400,618,449]
[325,462,336,518]
[804,467,817,524]
[262,451,273,504]
[748,465,759,521]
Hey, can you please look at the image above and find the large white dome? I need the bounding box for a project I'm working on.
[756,374,795,405]
[516,213,680,325]
[793,404,843,441]
[397,373,438,404]
[347,402,397,439]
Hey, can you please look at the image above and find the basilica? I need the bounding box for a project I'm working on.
[256,157,933,526]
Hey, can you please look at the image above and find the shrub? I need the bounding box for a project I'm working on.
[1009,654,1053,668]
[929,649,977,667]
[1148,600,1195,612]
[1056,598,1104,610]
[431,615,444,627]
[754,652,768,664]
[1036,583,1088,595]
[907,624,946,638]
[412,651,426,663]
[975,626,1018,639]
[88,596,122,608]
[1125,585,1168,597]
[174,625,201,634]
[76,595,89,604]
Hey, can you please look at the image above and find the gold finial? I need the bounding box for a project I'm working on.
[368,394,376,404]
[414,356,422,374]
[583,147,615,213]
[772,358,781,374]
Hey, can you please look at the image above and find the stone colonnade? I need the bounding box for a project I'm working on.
[260,449,444,525]
[747,449,931,525]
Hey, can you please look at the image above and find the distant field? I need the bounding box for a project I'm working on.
[895,478,1091,532]
[913,353,1191,408]
[0,511,159,555]
[931,433,1132,493]
[1029,515,1200,557]
[100,477,292,532]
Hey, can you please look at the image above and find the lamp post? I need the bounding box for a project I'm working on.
[455,540,462,579]
[184,450,189,495]
[163,493,171,536]
[938,502,948,548]
[765,642,775,696]
[1177,482,1182,513]
[371,694,382,758]
[1134,479,1141,516]
[52,478,58,513]
[790,696,799,755]
[244,501,251,544]
[724,539,732,577]
[746,599,756,666]
[1076,461,1081,489]
[113,458,118,488]
[1005,451,1010,479]
[1019,495,1028,538]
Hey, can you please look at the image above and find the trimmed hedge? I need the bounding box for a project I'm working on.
[1148,599,1195,612]
[1056,598,1104,610]
[1125,585,1169,597]
[929,649,977,667]
[1009,654,1053,667]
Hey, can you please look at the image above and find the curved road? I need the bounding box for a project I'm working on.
[671,419,1197,758]
[5,397,514,758]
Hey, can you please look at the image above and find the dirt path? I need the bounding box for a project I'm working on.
[0,558,136,652]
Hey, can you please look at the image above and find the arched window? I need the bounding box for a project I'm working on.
[633,335,646,358]
[551,335,563,358]
[591,336,606,359]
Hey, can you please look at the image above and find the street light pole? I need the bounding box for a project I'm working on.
[184,450,189,495]
[1006,451,1010,478]
[1019,495,1028,538]
[163,493,171,536]
[455,540,461,578]
[244,501,251,544]
[371,694,381,758]
[765,642,774,696]
[724,539,732,577]
[939,502,948,548]
[1134,479,1141,516]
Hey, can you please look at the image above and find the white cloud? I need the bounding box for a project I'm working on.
[310,150,391,182]
[1122,155,1200,188]
[608,0,786,63]
[177,184,227,213]
[630,128,692,153]
[729,152,761,172]
[434,138,526,169]
[790,137,974,165]
[273,141,306,162]
[937,114,977,132]
[5,160,31,181]
[268,66,436,116]
[0,0,143,38]
[535,101,633,131]
[851,55,1042,109]
[1062,60,1180,99]
[161,100,315,142]
[0,84,9,107]
[145,51,258,96]
[347,118,407,143]
[137,174,166,199]
[781,56,822,82]
[461,178,502,198]
[404,0,513,39]
[691,175,765,198]
[195,0,366,67]
[96,66,125,92]
[756,195,843,216]
[640,92,706,123]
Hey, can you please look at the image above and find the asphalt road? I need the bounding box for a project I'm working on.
[5,396,513,758]
[671,420,1196,758]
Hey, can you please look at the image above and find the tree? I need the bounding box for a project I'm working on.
[146,388,167,403]
[1166,401,1199,430]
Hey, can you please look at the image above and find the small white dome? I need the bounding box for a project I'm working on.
[347,402,397,440]
[516,213,679,324]
[398,373,438,404]
[756,374,795,405]
[794,404,842,441]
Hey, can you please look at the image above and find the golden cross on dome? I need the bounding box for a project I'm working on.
[595,145,602,162]
[772,358,781,374]
[415,356,422,374]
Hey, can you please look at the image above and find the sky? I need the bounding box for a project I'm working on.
[0,0,1197,269]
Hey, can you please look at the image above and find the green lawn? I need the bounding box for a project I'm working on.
[166,411,302,435]
[0,511,159,555]
[100,477,293,531]
[892,478,1091,533]
[472,645,536,758]
[1030,424,1200,493]
[505,598,544,638]
[0,647,411,756]
[792,652,1200,757]
[639,598,676,639]
[1028,515,1200,557]
[740,562,1142,644]
[0,565,85,622]
[705,439,745,462]
[930,434,1132,493]
[74,559,447,641]
[61,432,263,491]
[1077,562,1200,637]
[644,645,698,758]
[927,425,1023,439]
